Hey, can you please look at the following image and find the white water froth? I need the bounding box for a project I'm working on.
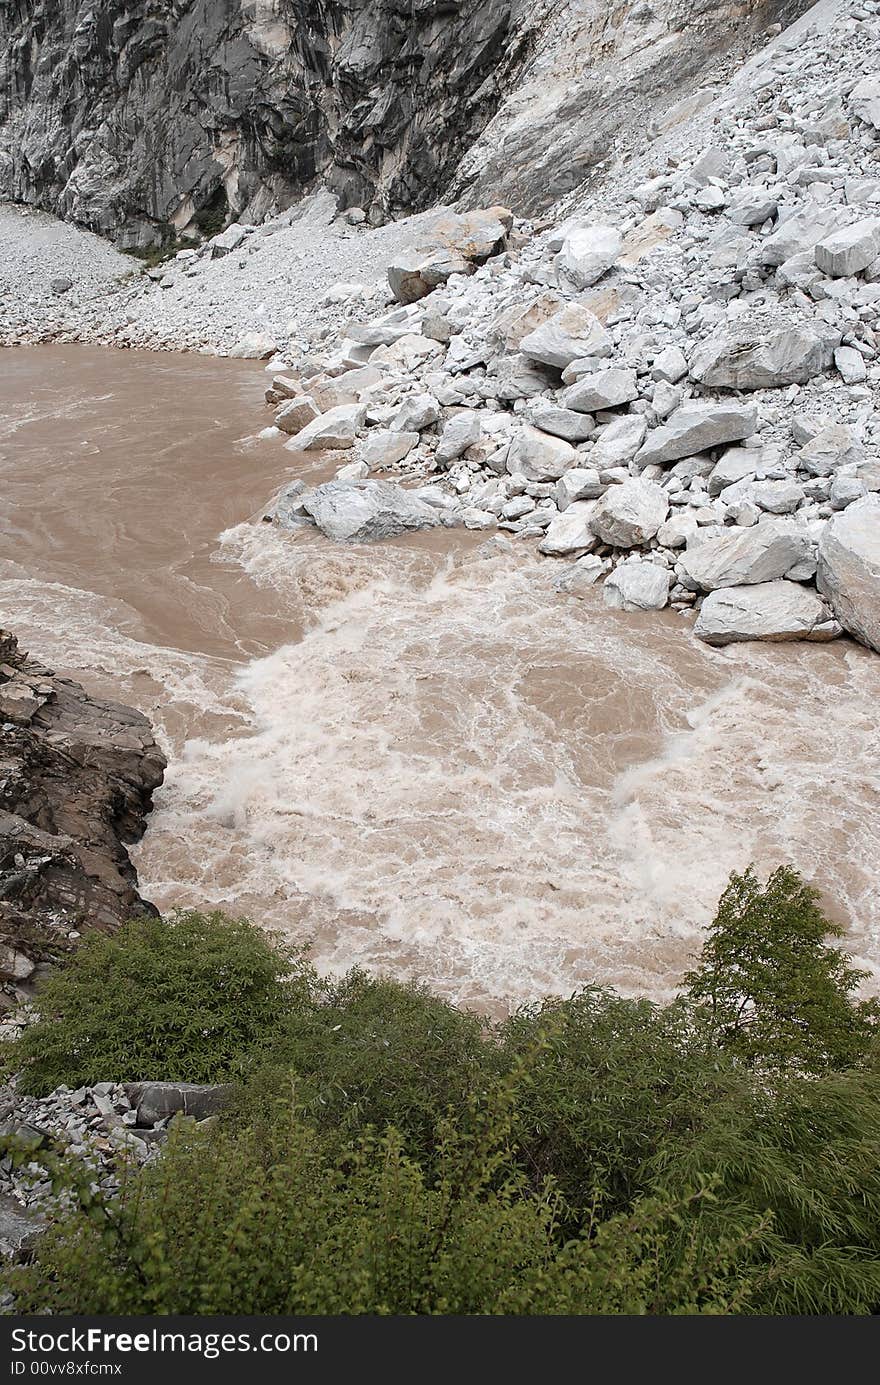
[126,523,880,1008]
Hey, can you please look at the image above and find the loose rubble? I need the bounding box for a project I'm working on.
[246,0,880,656]
[0,1064,232,1256]
[4,0,880,661]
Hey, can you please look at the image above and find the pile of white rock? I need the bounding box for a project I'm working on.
[261,0,880,655]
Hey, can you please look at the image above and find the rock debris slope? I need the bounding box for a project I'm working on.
[247,0,880,655]
[0,632,166,1004]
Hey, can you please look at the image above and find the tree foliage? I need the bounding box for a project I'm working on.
[11,911,306,1095]
[5,865,880,1315]
[684,866,879,1072]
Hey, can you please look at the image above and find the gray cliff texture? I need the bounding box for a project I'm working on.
[0,0,533,246]
[0,631,166,997]
[0,0,812,247]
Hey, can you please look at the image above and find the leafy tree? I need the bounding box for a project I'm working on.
[11,911,310,1095]
[684,866,879,1072]
[239,968,495,1165]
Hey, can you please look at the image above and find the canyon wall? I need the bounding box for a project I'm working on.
[0,0,812,246]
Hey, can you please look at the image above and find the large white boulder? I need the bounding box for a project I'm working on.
[284,404,366,451]
[694,581,841,645]
[528,404,596,443]
[634,401,757,469]
[679,519,811,590]
[797,424,863,477]
[555,468,605,509]
[689,323,835,389]
[603,560,670,611]
[538,502,598,556]
[357,429,419,468]
[816,495,880,652]
[300,480,451,542]
[275,395,320,434]
[435,412,482,464]
[590,477,668,548]
[850,74,880,128]
[507,426,578,481]
[556,224,622,289]
[389,393,441,432]
[590,415,648,468]
[519,304,611,368]
[758,203,842,266]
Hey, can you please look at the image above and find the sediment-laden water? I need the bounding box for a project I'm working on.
[2,346,878,1010]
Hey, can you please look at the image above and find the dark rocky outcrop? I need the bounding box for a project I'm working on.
[0,631,166,997]
[0,0,535,247]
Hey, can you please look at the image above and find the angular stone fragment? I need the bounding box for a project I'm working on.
[519,304,611,368]
[689,324,835,390]
[559,367,639,413]
[389,394,441,432]
[301,480,450,542]
[527,405,595,443]
[555,468,604,509]
[284,404,365,451]
[538,502,598,555]
[634,401,757,469]
[694,582,841,644]
[275,395,320,434]
[435,412,482,464]
[556,224,622,289]
[815,218,880,277]
[797,425,863,477]
[603,560,670,611]
[849,74,880,130]
[679,519,811,590]
[590,477,668,548]
[506,426,578,481]
[816,494,880,652]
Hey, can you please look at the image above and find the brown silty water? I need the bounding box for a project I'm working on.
[1,346,879,1011]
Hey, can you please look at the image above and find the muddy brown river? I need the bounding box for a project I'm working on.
[2,345,879,1010]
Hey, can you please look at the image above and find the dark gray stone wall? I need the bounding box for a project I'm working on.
[0,0,529,246]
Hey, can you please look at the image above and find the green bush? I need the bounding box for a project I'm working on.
[499,988,744,1216]
[237,969,496,1163]
[651,1067,880,1314]
[4,1084,765,1316]
[7,867,880,1315]
[12,912,309,1095]
[684,866,880,1072]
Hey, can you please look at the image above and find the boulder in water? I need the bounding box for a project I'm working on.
[299,479,454,543]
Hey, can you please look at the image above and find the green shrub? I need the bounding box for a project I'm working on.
[499,988,743,1217]
[651,1067,880,1314]
[684,866,880,1072]
[12,912,311,1095]
[239,969,496,1162]
[4,1083,765,1316]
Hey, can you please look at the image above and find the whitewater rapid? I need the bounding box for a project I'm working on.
[2,347,878,1010]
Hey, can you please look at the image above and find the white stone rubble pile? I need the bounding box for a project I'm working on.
[258,0,880,653]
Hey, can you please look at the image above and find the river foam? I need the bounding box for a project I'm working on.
[2,347,878,1011]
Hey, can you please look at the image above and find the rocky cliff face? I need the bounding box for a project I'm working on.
[0,0,811,247]
[0,632,166,1000]
[0,0,534,247]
